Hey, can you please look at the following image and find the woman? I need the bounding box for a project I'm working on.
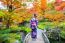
[30,14,38,39]
[24,14,50,43]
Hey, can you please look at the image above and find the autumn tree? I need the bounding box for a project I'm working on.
[0,0,22,28]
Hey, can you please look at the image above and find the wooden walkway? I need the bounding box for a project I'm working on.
[24,29,50,43]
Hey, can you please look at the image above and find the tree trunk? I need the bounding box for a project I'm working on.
[6,20,10,28]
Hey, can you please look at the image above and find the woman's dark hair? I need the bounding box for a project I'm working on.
[34,14,37,18]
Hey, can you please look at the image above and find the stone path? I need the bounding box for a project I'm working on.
[24,29,50,43]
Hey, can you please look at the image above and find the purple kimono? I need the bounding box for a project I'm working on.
[30,18,38,39]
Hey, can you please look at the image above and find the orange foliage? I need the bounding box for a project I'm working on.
[29,1,41,14]
[12,8,32,23]
[44,14,65,21]
[12,1,21,8]
[0,0,12,5]
[41,0,47,10]
[54,1,65,11]
[0,0,21,9]
[60,2,65,8]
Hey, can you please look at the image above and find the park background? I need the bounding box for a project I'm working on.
[0,0,65,43]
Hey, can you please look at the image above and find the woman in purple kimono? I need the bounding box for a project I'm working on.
[30,14,38,39]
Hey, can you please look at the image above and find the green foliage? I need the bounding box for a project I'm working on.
[47,3,54,10]
[22,3,26,6]
[58,22,65,39]
[38,22,65,39]
[0,33,21,43]
[0,29,11,34]
[0,10,5,17]
[20,26,31,33]
[10,25,21,31]
[60,31,65,39]
[38,22,57,30]
[27,0,34,2]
